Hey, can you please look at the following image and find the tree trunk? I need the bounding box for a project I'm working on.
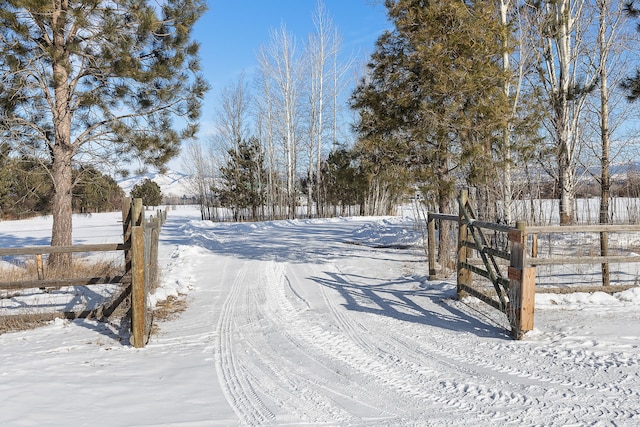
[49,145,74,268]
[558,149,574,224]
[598,0,611,286]
[49,4,74,268]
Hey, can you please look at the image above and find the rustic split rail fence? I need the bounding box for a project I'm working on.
[0,197,165,348]
[428,190,639,339]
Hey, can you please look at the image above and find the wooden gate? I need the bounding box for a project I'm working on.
[428,190,535,339]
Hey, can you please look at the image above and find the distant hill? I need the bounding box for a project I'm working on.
[118,171,196,200]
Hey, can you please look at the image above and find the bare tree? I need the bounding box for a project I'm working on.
[530,0,597,224]
[257,24,302,219]
[254,73,280,219]
[182,141,218,220]
[304,1,343,218]
[215,73,251,155]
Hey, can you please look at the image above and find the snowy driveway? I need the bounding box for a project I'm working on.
[1,207,639,426]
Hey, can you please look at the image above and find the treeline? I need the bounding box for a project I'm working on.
[185,1,640,224]
[183,3,412,221]
[0,150,123,220]
[186,138,374,221]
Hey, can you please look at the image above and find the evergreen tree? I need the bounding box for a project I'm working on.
[0,0,208,266]
[131,178,162,208]
[73,166,124,213]
[11,155,54,218]
[321,148,367,215]
[218,137,267,221]
[351,0,511,216]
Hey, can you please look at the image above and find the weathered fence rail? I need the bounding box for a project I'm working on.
[0,197,165,348]
[427,190,639,339]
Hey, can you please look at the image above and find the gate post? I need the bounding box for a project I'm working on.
[428,213,437,280]
[457,190,472,299]
[508,220,535,339]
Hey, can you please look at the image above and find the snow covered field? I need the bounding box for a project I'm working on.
[1,206,640,426]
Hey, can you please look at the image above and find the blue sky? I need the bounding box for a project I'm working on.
[169,0,391,170]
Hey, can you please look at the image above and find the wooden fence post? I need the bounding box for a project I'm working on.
[131,225,146,348]
[132,198,143,226]
[508,220,535,339]
[428,213,437,280]
[457,190,472,299]
[35,254,45,280]
[149,216,160,291]
[122,197,132,274]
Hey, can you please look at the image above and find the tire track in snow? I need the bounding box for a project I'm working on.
[315,262,640,425]
[441,304,640,394]
[218,259,370,425]
[374,298,640,424]
[264,260,516,424]
[316,265,538,424]
[215,260,275,425]
[262,260,398,424]
[214,219,640,425]
[237,261,360,424]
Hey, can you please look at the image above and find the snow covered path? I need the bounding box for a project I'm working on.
[159,211,640,425]
[1,207,640,426]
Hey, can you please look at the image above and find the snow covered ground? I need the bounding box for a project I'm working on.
[1,206,640,426]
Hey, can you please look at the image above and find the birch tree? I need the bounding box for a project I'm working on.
[530,0,596,224]
[254,76,280,218]
[257,24,301,219]
[305,1,344,217]
[182,141,218,220]
[215,73,251,155]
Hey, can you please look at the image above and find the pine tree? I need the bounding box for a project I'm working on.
[218,137,267,221]
[351,0,511,216]
[0,0,207,266]
[321,148,367,215]
[73,166,124,213]
[131,178,162,208]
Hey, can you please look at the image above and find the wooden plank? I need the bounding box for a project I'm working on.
[101,284,131,318]
[528,255,640,266]
[458,284,502,311]
[509,221,529,339]
[459,262,491,280]
[35,254,44,280]
[132,198,143,226]
[0,243,127,256]
[122,197,133,280]
[428,213,458,221]
[466,219,513,233]
[0,275,126,291]
[0,294,129,325]
[508,266,521,281]
[535,284,637,294]
[526,224,640,234]
[149,217,160,291]
[457,190,472,299]
[461,241,510,260]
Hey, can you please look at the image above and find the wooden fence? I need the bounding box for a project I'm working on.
[427,190,638,339]
[0,197,165,348]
